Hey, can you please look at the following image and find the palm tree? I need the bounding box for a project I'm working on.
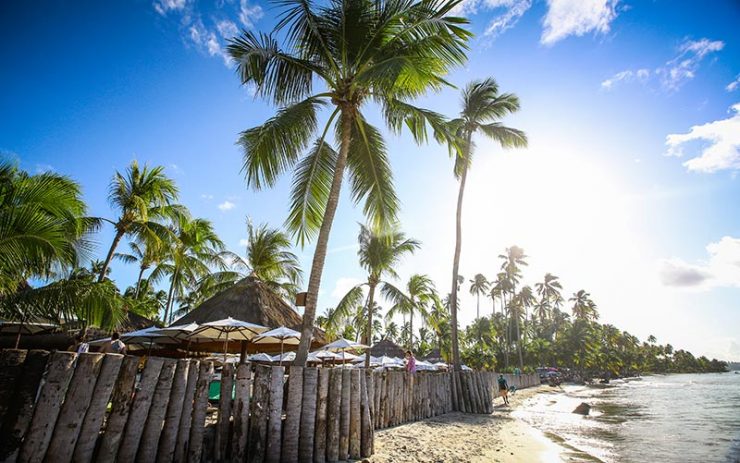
[334,224,419,366]
[534,272,563,316]
[425,296,450,358]
[511,285,535,369]
[469,273,489,320]
[98,161,178,282]
[384,274,437,350]
[152,215,226,323]
[447,81,527,370]
[569,289,598,321]
[114,238,165,298]
[488,272,507,318]
[227,0,471,366]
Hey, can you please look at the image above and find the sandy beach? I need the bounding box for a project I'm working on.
[369,385,570,463]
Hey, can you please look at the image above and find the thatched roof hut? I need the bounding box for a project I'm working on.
[421,348,445,363]
[369,338,406,358]
[171,277,325,353]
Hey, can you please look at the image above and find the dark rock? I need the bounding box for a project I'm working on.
[573,402,591,415]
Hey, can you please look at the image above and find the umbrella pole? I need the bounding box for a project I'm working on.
[280,339,284,367]
[240,340,248,364]
[15,322,23,349]
[148,340,153,356]
[224,331,230,364]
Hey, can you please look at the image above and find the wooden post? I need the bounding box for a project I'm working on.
[174,360,200,463]
[248,365,270,463]
[18,351,76,463]
[348,369,361,460]
[299,367,318,463]
[116,357,165,462]
[138,358,177,462]
[187,361,213,463]
[282,366,303,463]
[0,350,27,422]
[313,368,329,463]
[338,369,351,461]
[96,355,140,463]
[157,359,191,463]
[231,363,251,462]
[215,363,234,462]
[266,366,285,463]
[0,350,49,463]
[46,352,105,461]
[360,370,373,458]
[325,368,342,462]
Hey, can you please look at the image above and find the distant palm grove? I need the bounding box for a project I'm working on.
[0,0,726,377]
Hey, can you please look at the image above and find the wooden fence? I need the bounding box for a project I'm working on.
[0,349,539,462]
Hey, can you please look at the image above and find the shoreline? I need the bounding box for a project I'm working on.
[368,385,585,462]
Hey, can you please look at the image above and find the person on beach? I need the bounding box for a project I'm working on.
[102,332,127,355]
[68,333,89,353]
[405,350,417,374]
[498,374,510,405]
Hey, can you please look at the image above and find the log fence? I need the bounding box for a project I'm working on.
[0,348,539,462]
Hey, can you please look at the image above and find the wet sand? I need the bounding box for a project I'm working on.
[369,385,567,463]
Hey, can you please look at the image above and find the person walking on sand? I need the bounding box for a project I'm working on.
[498,374,510,405]
[405,350,417,374]
[102,332,127,355]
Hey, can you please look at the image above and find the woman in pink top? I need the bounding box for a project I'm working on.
[405,350,416,373]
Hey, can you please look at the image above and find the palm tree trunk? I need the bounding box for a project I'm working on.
[164,271,177,324]
[98,227,125,282]
[134,265,146,299]
[409,309,414,351]
[515,311,524,369]
[364,282,377,368]
[293,109,352,367]
[476,293,480,320]
[450,150,470,372]
[502,294,509,369]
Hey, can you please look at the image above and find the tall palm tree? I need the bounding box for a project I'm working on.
[534,272,563,317]
[227,0,471,366]
[469,273,489,320]
[569,289,599,321]
[447,80,527,370]
[384,274,437,350]
[114,237,165,298]
[152,215,226,323]
[488,272,507,318]
[98,161,178,282]
[334,223,419,365]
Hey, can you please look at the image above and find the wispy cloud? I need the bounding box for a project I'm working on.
[201,193,214,200]
[660,236,740,290]
[238,238,249,247]
[726,74,740,92]
[153,0,262,68]
[665,102,740,173]
[34,163,55,173]
[330,277,363,299]
[602,38,724,92]
[541,0,619,46]
[218,200,236,211]
[485,0,532,38]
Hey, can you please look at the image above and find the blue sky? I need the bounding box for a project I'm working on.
[1,0,739,360]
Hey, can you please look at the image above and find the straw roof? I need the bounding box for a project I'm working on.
[171,277,326,352]
[369,338,406,358]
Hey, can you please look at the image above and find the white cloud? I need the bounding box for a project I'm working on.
[658,38,724,91]
[238,238,249,247]
[216,19,239,39]
[660,236,740,290]
[154,0,186,15]
[601,68,649,90]
[201,194,214,200]
[485,0,532,38]
[218,200,236,211]
[726,74,740,92]
[238,0,263,28]
[34,163,55,173]
[330,277,364,300]
[541,0,618,46]
[665,103,740,173]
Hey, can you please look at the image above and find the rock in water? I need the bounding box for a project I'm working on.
[573,402,591,415]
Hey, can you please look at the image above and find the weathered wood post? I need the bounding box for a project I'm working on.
[187,361,213,463]
[138,358,177,462]
[313,368,330,463]
[232,363,252,462]
[248,364,271,463]
[18,351,76,463]
[282,365,303,463]
[0,350,27,421]
[157,359,191,463]
[299,367,318,463]
[174,360,200,463]
[326,368,342,462]
[96,355,140,463]
[215,363,234,462]
[349,369,361,460]
[360,370,373,458]
[338,369,351,460]
[266,365,285,463]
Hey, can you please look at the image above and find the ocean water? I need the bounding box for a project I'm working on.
[513,372,740,462]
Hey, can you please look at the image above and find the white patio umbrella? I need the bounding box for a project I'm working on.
[248,352,274,363]
[90,326,179,355]
[320,338,369,365]
[252,326,301,366]
[188,317,268,363]
[153,322,200,339]
[272,351,296,364]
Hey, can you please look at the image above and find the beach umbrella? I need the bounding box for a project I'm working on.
[248,352,274,363]
[272,351,296,364]
[188,317,268,362]
[253,326,301,366]
[154,322,200,339]
[320,338,369,365]
[1,320,58,348]
[89,326,179,355]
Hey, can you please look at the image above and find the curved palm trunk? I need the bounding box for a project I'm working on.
[134,265,146,299]
[409,309,414,350]
[98,228,125,282]
[450,155,469,372]
[515,310,524,369]
[294,109,352,367]
[364,282,377,368]
[164,269,178,324]
[476,293,480,319]
[502,294,509,369]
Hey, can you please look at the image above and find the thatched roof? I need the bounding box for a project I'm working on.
[421,348,444,363]
[370,338,406,358]
[172,277,325,353]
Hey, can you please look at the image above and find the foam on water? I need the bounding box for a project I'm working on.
[513,372,740,462]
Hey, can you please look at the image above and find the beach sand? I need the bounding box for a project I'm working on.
[368,385,568,463]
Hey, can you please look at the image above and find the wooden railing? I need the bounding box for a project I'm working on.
[0,349,540,462]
